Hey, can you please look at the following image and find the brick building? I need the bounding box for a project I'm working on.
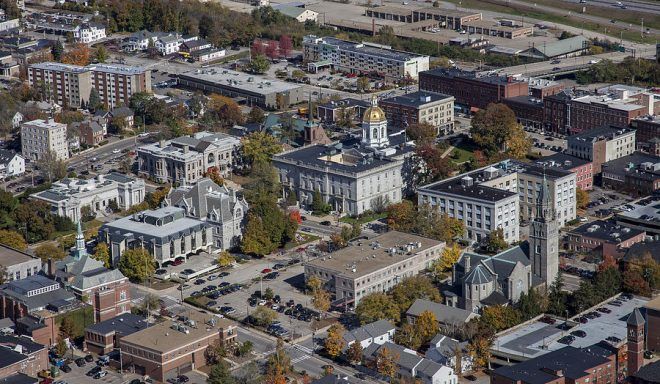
[379,91,455,133]
[418,68,528,111]
[601,152,660,196]
[537,153,593,191]
[631,116,660,154]
[119,309,237,382]
[565,220,646,259]
[490,345,616,384]
[503,96,544,129]
[0,335,48,380]
[528,78,564,100]
[543,90,573,134]
[84,313,149,355]
[643,295,659,353]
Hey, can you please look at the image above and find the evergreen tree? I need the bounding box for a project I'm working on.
[88,88,103,112]
[52,40,64,61]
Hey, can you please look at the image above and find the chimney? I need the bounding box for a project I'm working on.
[464,255,471,273]
[183,145,189,154]
[47,258,55,277]
[159,139,166,148]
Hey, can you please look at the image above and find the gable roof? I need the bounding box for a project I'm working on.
[406,299,476,325]
[523,36,589,58]
[343,319,394,344]
[634,360,660,383]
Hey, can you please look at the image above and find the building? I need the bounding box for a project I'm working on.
[632,361,660,384]
[645,296,660,353]
[569,93,651,134]
[20,118,69,161]
[543,90,574,134]
[566,220,645,259]
[0,335,48,380]
[627,308,645,377]
[527,78,565,100]
[342,319,395,350]
[28,62,151,110]
[363,341,458,384]
[70,118,105,146]
[274,5,318,23]
[418,160,575,243]
[316,98,370,124]
[0,50,19,78]
[502,96,544,129]
[302,36,430,81]
[616,196,660,236]
[519,35,590,59]
[567,126,637,173]
[155,34,182,55]
[462,20,534,39]
[178,68,304,109]
[109,106,135,129]
[0,245,41,282]
[304,231,445,309]
[0,150,24,178]
[536,153,593,191]
[601,152,660,196]
[137,131,240,184]
[490,345,616,384]
[426,334,472,373]
[84,313,149,355]
[406,299,477,328]
[31,173,146,223]
[99,206,213,267]
[365,6,482,30]
[164,178,248,251]
[631,116,660,154]
[0,275,77,346]
[119,309,237,382]
[50,222,131,322]
[419,68,528,111]
[379,91,455,134]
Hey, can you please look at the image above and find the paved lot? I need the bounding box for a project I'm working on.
[55,359,141,384]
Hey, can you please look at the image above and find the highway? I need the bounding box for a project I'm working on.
[586,0,660,15]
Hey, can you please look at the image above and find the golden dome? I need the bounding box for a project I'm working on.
[362,95,386,123]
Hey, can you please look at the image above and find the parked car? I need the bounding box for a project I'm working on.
[60,365,72,373]
[93,370,107,379]
[571,330,587,338]
[84,355,94,362]
[320,221,331,226]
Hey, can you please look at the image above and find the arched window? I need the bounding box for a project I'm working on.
[208,153,215,164]
[372,128,377,138]
[381,127,385,137]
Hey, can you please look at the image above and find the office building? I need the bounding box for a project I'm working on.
[601,152,660,196]
[303,231,445,309]
[566,220,646,259]
[99,206,212,267]
[119,309,236,382]
[31,173,146,223]
[0,245,42,282]
[137,131,240,184]
[419,68,528,111]
[566,126,636,173]
[536,152,593,191]
[462,19,533,39]
[178,68,305,109]
[379,91,455,134]
[84,313,149,355]
[28,62,151,110]
[20,118,69,161]
[0,335,48,380]
[302,35,429,81]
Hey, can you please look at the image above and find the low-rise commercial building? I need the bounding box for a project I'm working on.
[536,152,594,191]
[463,19,533,39]
[567,126,636,173]
[366,6,482,30]
[0,335,48,380]
[631,115,660,154]
[31,173,145,223]
[20,118,69,161]
[119,309,237,382]
[137,131,240,184]
[379,91,454,134]
[178,68,304,109]
[304,231,445,309]
[645,296,660,353]
[566,220,646,259]
[0,245,41,282]
[302,35,429,81]
[519,35,590,59]
[84,313,149,355]
[99,206,212,267]
[502,96,544,129]
[616,196,660,236]
[601,152,660,196]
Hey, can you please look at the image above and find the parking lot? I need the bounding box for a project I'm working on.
[584,186,634,218]
[53,354,141,384]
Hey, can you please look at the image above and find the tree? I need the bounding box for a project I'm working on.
[217,250,235,267]
[406,122,437,145]
[390,275,442,314]
[118,248,155,283]
[80,205,95,222]
[291,69,306,82]
[432,243,462,275]
[415,310,439,344]
[252,306,278,326]
[266,339,291,384]
[576,188,589,210]
[0,230,27,251]
[416,144,455,182]
[249,55,270,74]
[324,323,346,359]
[236,341,254,357]
[52,40,64,61]
[356,76,370,93]
[485,228,508,254]
[94,45,108,63]
[88,88,103,112]
[241,213,274,256]
[208,94,245,127]
[505,123,531,159]
[471,103,529,157]
[247,106,266,124]
[61,43,91,66]
[279,35,292,58]
[55,337,68,357]
[547,271,568,316]
[375,346,398,381]
[35,243,66,262]
[517,289,546,320]
[346,341,364,365]
[207,361,235,384]
[265,40,279,60]
[241,132,283,166]
[93,242,111,268]
[355,292,400,324]
[234,361,262,384]
[264,287,274,301]
[59,315,76,339]
[312,189,331,214]
[480,305,521,332]
[468,335,492,369]
[394,322,421,349]
[37,150,67,182]
[312,285,331,312]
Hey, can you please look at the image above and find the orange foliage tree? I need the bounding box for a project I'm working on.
[61,43,91,66]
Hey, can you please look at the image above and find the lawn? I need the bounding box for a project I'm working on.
[284,232,320,250]
[56,305,94,341]
[449,140,478,165]
[339,212,387,225]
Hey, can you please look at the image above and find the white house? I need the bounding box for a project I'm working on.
[274,5,318,23]
[75,23,106,44]
[0,150,25,178]
[11,112,22,129]
[342,319,395,350]
[426,334,473,374]
[155,35,182,55]
[364,342,458,384]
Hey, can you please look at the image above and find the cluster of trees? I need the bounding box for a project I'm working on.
[470,103,531,160]
[386,200,465,244]
[577,58,660,86]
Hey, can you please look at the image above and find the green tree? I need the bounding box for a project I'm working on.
[35,243,66,262]
[249,55,270,74]
[252,306,278,326]
[263,287,274,300]
[59,316,76,339]
[88,88,103,112]
[93,242,111,268]
[235,341,254,357]
[55,337,68,357]
[390,275,442,314]
[471,103,529,157]
[547,271,568,316]
[355,292,400,324]
[37,150,67,182]
[118,248,155,283]
[94,45,109,63]
[312,189,330,214]
[485,228,508,254]
[0,265,6,285]
[52,40,64,61]
[207,361,235,384]
[0,229,27,251]
[247,106,266,124]
[324,323,346,359]
[241,132,283,166]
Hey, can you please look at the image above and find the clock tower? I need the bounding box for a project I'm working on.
[627,307,645,376]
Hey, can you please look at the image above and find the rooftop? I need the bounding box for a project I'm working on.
[306,35,428,62]
[536,153,591,170]
[21,118,66,130]
[634,360,660,384]
[569,126,636,142]
[304,231,443,278]
[616,195,660,230]
[101,206,208,239]
[178,67,302,96]
[521,35,590,58]
[32,173,142,202]
[380,91,454,108]
[138,131,239,161]
[0,244,38,268]
[421,67,526,86]
[569,220,644,243]
[406,299,476,324]
[412,6,481,18]
[86,313,149,336]
[572,94,647,112]
[343,319,394,345]
[29,61,90,73]
[119,309,236,353]
[602,152,660,181]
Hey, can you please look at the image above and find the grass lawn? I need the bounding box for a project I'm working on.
[450,146,475,164]
[339,212,387,225]
[57,306,94,340]
[285,233,320,250]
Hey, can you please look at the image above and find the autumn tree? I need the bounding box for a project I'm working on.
[249,55,270,74]
[375,346,398,381]
[59,315,76,339]
[355,292,400,324]
[432,243,462,276]
[35,243,67,262]
[406,122,437,145]
[415,144,455,183]
[395,322,422,349]
[61,43,91,66]
[208,94,245,127]
[356,76,371,92]
[247,106,266,124]
[324,323,346,359]
[390,275,442,314]
[480,305,521,332]
[485,228,508,254]
[217,250,235,267]
[241,132,283,166]
[55,337,68,357]
[265,40,279,60]
[93,242,111,268]
[468,335,492,369]
[0,229,27,251]
[279,35,292,58]
[266,339,291,384]
[346,341,364,364]
[118,248,155,283]
[307,276,331,312]
[471,103,530,158]
[415,310,439,344]
[576,187,589,210]
[505,123,532,159]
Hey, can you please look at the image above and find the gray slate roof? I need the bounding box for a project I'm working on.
[343,319,394,345]
[406,299,476,325]
[86,313,149,336]
[634,360,660,383]
[627,308,645,326]
[0,149,20,166]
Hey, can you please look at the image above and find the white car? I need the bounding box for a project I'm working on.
[258,299,267,306]
[112,149,121,154]
[588,59,601,64]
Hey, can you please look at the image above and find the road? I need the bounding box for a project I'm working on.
[570,0,660,15]
[497,50,642,77]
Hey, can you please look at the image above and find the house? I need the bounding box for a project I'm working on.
[11,111,22,129]
[406,299,478,328]
[180,38,212,53]
[274,5,318,23]
[70,118,105,146]
[426,334,473,373]
[109,106,134,129]
[363,342,458,384]
[342,319,395,349]
[155,34,182,55]
[0,149,25,178]
[124,30,162,51]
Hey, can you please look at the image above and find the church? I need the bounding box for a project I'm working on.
[445,173,559,313]
[272,96,416,216]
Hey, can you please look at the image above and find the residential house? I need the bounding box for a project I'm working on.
[363,342,458,384]
[426,334,473,373]
[342,319,395,349]
[0,150,25,178]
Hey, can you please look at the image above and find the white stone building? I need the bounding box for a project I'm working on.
[20,118,69,161]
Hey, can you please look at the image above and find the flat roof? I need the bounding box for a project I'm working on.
[179,67,302,95]
[101,207,207,239]
[86,313,149,336]
[310,36,427,62]
[572,95,647,111]
[536,153,591,170]
[568,220,644,243]
[21,119,66,130]
[119,309,235,354]
[381,91,454,108]
[368,5,411,17]
[29,62,90,73]
[412,6,481,18]
[569,126,636,141]
[492,295,648,360]
[304,231,443,278]
[90,63,148,76]
[421,67,526,86]
[0,244,38,268]
[463,19,532,31]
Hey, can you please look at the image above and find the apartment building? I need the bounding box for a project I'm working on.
[418,160,576,243]
[304,231,445,308]
[20,118,69,161]
[28,62,151,110]
[566,126,636,173]
[536,152,594,191]
[419,68,528,110]
[379,91,455,134]
[302,35,429,81]
[119,309,236,382]
[137,131,240,184]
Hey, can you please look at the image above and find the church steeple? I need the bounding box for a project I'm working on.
[72,220,87,260]
[535,170,553,221]
[529,169,558,287]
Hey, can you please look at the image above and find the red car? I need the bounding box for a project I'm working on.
[172,259,183,266]
[261,268,272,274]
